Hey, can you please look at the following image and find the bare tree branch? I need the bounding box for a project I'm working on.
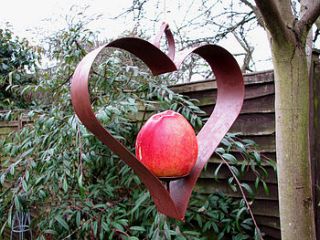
[299,0,314,71]
[316,16,320,28]
[233,31,254,72]
[239,0,264,27]
[217,152,264,240]
[276,0,296,24]
[254,0,291,43]
[314,17,320,42]
[110,0,148,20]
[298,1,320,33]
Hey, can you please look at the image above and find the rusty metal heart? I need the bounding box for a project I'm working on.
[71,23,244,220]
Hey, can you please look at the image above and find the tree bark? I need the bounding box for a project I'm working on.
[272,40,316,240]
[254,0,320,239]
[301,0,315,73]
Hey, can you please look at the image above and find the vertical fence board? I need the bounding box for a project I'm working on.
[171,70,280,238]
[310,50,320,240]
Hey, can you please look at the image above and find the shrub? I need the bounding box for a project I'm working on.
[0,21,274,240]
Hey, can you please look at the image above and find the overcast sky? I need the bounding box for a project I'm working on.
[1,0,131,39]
[1,0,273,72]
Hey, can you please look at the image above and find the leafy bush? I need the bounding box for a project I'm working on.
[0,21,274,239]
[0,28,40,109]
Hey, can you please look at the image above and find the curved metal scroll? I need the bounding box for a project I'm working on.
[152,22,175,60]
[71,23,244,220]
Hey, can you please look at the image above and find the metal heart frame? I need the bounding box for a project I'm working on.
[71,22,244,220]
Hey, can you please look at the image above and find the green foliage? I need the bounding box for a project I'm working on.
[0,19,274,239]
[186,193,254,240]
[0,28,40,109]
[216,133,276,198]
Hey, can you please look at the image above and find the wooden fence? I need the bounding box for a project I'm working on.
[171,51,320,239]
[310,50,320,240]
[1,51,320,239]
[171,70,280,239]
[0,70,280,239]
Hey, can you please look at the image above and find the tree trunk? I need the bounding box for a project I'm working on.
[272,40,316,239]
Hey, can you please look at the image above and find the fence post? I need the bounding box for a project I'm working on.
[310,49,320,240]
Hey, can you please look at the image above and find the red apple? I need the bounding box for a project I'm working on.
[135,110,198,178]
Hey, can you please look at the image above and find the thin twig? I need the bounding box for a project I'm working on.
[60,219,91,240]
[217,153,264,240]
[76,122,83,176]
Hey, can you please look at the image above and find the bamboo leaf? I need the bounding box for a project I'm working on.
[14,196,21,211]
[235,207,247,231]
[164,221,171,240]
[76,211,81,227]
[22,179,28,192]
[131,192,149,214]
[262,180,270,195]
[93,221,98,237]
[130,226,146,232]
[55,215,69,231]
[222,153,237,164]
[63,177,68,193]
[241,183,254,197]
[102,222,109,232]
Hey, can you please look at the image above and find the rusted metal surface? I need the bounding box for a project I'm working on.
[71,22,244,220]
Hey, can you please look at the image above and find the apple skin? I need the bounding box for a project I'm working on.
[135,110,198,178]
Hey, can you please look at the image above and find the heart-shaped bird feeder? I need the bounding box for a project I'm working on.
[71,22,244,221]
